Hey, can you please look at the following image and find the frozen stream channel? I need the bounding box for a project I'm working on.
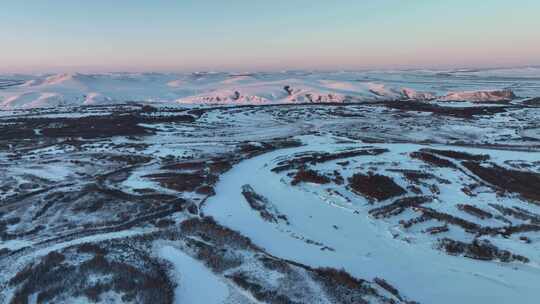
[204,139,540,304]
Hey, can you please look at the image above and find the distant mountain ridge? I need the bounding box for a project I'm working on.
[1,68,539,109]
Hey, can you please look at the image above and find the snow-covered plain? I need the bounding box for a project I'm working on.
[1,67,540,108]
[1,69,540,303]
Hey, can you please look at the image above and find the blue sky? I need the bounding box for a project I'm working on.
[1,1,539,72]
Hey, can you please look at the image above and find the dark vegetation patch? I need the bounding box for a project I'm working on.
[8,242,174,304]
[0,105,196,140]
[388,169,451,185]
[463,162,540,203]
[1,134,301,253]
[401,206,540,238]
[195,185,215,195]
[239,138,302,158]
[369,196,432,218]
[489,203,540,224]
[1,224,46,242]
[180,217,258,250]
[424,225,449,235]
[331,170,345,185]
[461,183,481,197]
[77,243,108,255]
[417,207,481,232]
[32,198,58,220]
[154,218,176,228]
[291,169,331,186]
[180,217,410,303]
[161,161,206,171]
[312,267,367,290]
[520,236,532,243]
[410,151,457,168]
[402,170,436,182]
[241,184,288,224]
[155,139,300,196]
[374,278,402,300]
[0,127,38,141]
[272,148,388,173]
[378,100,511,118]
[9,251,66,287]
[207,158,234,175]
[421,148,490,161]
[504,159,540,170]
[478,224,540,238]
[438,238,529,263]
[457,204,493,220]
[41,115,152,139]
[180,218,267,272]
[150,158,235,194]
[523,97,540,107]
[348,172,407,201]
[254,256,390,303]
[145,172,208,192]
[0,181,188,245]
[183,237,243,273]
[310,267,378,304]
[104,154,152,166]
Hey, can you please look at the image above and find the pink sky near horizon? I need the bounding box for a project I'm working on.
[1,1,539,73]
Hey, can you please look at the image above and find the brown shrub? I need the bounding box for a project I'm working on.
[291,169,331,186]
[348,173,406,201]
[77,243,108,255]
[369,196,432,218]
[463,162,540,203]
[145,172,206,192]
[180,217,257,250]
[410,151,457,168]
[314,267,365,289]
[228,272,300,304]
[421,149,490,161]
[426,224,450,235]
[374,278,401,299]
[272,148,388,173]
[418,207,480,232]
[457,204,493,220]
[438,238,529,263]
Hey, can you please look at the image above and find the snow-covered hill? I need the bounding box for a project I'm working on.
[1,67,539,109]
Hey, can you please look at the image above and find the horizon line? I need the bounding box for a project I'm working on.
[2,64,540,75]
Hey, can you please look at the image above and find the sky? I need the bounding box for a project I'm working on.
[1,0,540,73]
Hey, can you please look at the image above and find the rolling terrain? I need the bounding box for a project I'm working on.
[1,68,540,303]
[2,67,540,108]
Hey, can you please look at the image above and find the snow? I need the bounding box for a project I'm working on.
[2,67,539,108]
[440,89,515,102]
[204,137,540,304]
[30,228,150,258]
[0,226,153,300]
[158,245,229,304]
[120,163,176,195]
[1,84,539,303]
[0,239,34,251]
[9,164,73,182]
